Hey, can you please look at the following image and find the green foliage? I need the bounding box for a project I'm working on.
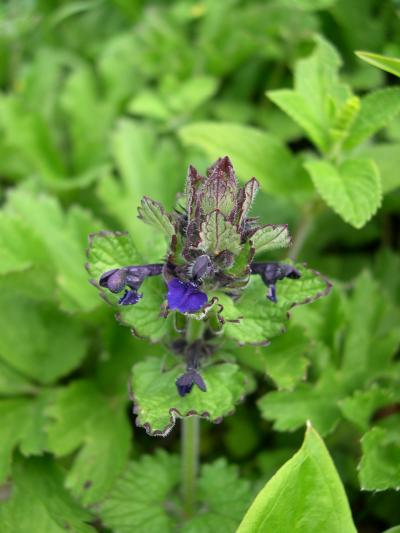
[356,51,400,78]
[220,263,331,344]
[237,426,357,533]
[304,158,382,228]
[1,1,400,531]
[131,358,251,436]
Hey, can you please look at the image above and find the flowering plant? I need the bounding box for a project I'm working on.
[87,156,330,435]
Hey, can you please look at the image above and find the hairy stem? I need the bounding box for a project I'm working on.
[181,318,204,518]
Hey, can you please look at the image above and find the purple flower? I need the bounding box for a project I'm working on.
[99,264,163,306]
[167,278,208,313]
[176,370,207,397]
[250,262,301,303]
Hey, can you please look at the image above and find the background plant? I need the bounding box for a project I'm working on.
[0,1,400,532]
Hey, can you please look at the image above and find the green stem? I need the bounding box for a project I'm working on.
[181,415,200,518]
[181,318,204,518]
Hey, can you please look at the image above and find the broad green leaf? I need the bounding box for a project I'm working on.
[0,291,88,384]
[183,459,253,533]
[6,189,101,312]
[268,37,350,153]
[305,158,382,228]
[86,231,171,341]
[0,360,35,396]
[168,76,218,115]
[131,358,250,436]
[261,326,310,389]
[341,271,400,386]
[361,143,400,193]
[0,212,51,275]
[250,224,291,254]
[356,51,400,78]
[258,371,343,436]
[220,263,331,345]
[99,450,180,533]
[340,387,398,432]
[0,393,54,483]
[86,231,141,279]
[47,380,131,505]
[344,88,400,149]
[237,426,357,533]
[179,122,312,200]
[233,326,310,390]
[0,456,94,533]
[267,89,328,152]
[359,425,400,491]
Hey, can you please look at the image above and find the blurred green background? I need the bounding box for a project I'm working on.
[1,1,400,532]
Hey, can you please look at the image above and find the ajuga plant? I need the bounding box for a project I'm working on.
[86,156,331,516]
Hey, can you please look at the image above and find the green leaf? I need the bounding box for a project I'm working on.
[360,143,400,193]
[258,371,342,436]
[199,210,241,255]
[220,263,331,345]
[305,158,382,228]
[0,292,88,384]
[237,426,357,533]
[0,456,94,533]
[340,387,398,432]
[6,189,101,312]
[182,459,253,533]
[0,393,54,483]
[87,231,171,341]
[260,326,310,390]
[344,88,400,149]
[356,51,400,78]
[0,360,35,396]
[179,122,312,200]
[268,37,351,153]
[138,196,176,239]
[47,380,131,505]
[341,271,400,386]
[99,450,180,533]
[250,224,291,254]
[86,230,141,280]
[267,89,328,153]
[131,358,250,436]
[359,426,400,491]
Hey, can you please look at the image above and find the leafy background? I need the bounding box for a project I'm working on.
[1,0,400,531]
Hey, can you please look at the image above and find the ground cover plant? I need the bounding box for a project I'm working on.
[0,1,400,532]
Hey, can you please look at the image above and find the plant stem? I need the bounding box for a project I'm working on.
[181,318,204,518]
[288,211,314,261]
[181,415,200,518]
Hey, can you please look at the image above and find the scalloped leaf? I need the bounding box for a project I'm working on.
[305,158,382,229]
[250,224,291,254]
[219,263,331,345]
[131,358,251,436]
[47,380,131,505]
[359,424,400,491]
[138,196,176,238]
[87,231,170,341]
[86,231,141,280]
[99,450,180,533]
[0,456,94,533]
